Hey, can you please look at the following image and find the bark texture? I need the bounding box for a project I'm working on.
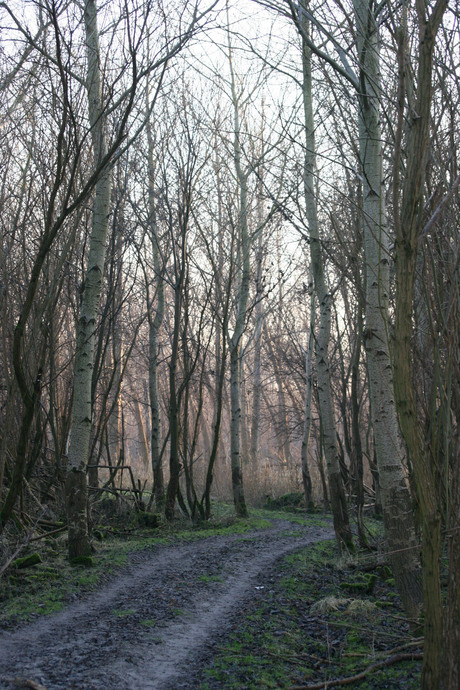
[228,44,249,518]
[66,0,111,559]
[301,278,315,511]
[392,2,447,685]
[146,108,165,512]
[353,0,422,617]
[300,8,353,551]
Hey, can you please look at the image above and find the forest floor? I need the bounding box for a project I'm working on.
[0,504,423,689]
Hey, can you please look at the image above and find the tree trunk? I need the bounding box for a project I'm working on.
[353,0,422,618]
[202,328,227,520]
[228,42,249,518]
[443,466,460,688]
[250,217,264,464]
[392,2,447,684]
[106,211,124,490]
[131,387,150,473]
[66,0,111,560]
[315,421,329,509]
[300,10,353,552]
[165,283,183,522]
[350,307,367,547]
[230,345,248,517]
[146,106,166,512]
[301,278,315,511]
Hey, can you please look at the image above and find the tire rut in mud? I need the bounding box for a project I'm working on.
[0,520,333,690]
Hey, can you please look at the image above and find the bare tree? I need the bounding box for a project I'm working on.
[299,6,354,552]
[391,1,448,685]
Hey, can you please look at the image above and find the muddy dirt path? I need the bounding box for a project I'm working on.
[0,520,333,690]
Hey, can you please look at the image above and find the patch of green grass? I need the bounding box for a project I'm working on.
[251,505,332,528]
[1,586,65,620]
[111,607,136,618]
[197,574,224,583]
[171,607,185,617]
[140,619,155,627]
[0,534,148,628]
[177,515,272,541]
[200,536,420,689]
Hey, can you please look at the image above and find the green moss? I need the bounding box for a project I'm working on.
[73,570,99,586]
[340,573,377,594]
[12,553,42,569]
[70,556,94,567]
[251,506,331,528]
[175,516,272,542]
[377,565,393,580]
[375,599,393,609]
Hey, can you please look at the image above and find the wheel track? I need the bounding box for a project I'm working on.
[0,520,333,689]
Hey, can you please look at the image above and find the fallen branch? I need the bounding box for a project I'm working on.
[386,638,424,655]
[29,525,67,542]
[0,509,48,578]
[37,519,63,528]
[23,477,48,515]
[288,652,423,689]
[214,646,327,667]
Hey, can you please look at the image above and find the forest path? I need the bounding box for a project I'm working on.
[0,519,333,689]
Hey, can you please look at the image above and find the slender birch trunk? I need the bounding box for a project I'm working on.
[300,11,354,552]
[353,0,422,617]
[240,352,250,466]
[250,159,265,463]
[146,105,165,512]
[66,0,111,560]
[227,42,249,518]
[201,143,228,520]
[130,382,150,474]
[250,305,263,463]
[301,270,315,511]
[106,211,124,487]
[165,279,183,521]
[250,268,263,464]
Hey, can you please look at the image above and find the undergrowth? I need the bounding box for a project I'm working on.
[199,533,422,689]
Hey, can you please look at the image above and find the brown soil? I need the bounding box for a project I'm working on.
[0,520,333,689]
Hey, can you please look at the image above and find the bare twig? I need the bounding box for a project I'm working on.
[288,652,423,689]
[0,509,49,577]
